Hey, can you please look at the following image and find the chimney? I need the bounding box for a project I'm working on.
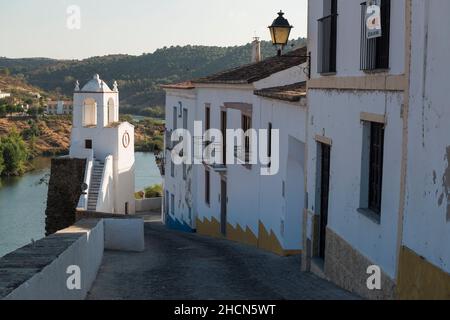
[251,37,262,63]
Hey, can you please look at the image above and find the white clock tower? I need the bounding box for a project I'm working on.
[70,74,135,214]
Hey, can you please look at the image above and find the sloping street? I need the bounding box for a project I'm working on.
[88,218,358,300]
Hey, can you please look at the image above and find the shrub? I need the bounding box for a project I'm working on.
[134,191,144,200]
[22,120,41,140]
[0,105,6,118]
[0,130,29,176]
[144,184,163,199]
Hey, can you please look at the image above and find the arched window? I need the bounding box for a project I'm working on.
[83,98,97,127]
[107,98,115,126]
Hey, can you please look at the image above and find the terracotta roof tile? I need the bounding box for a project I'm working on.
[160,81,195,90]
[254,82,307,102]
[192,47,308,85]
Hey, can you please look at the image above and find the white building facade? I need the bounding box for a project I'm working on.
[70,74,135,215]
[396,0,450,299]
[163,48,309,255]
[0,90,11,99]
[46,101,73,115]
[162,1,450,299]
[304,0,449,299]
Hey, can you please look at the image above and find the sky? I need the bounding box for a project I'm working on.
[0,0,307,60]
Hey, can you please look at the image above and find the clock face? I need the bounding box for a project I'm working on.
[122,131,130,148]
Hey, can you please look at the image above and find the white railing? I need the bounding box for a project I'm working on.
[96,155,114,214]
[76,149,94,211]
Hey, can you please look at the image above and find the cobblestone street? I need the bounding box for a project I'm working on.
[88,220,358,300]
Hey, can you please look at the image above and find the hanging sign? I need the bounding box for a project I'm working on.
[366,0,382,39]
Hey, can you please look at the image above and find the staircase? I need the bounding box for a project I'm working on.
[87,160,105,211]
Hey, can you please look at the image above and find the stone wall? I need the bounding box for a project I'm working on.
[324,228,396,300]
[45,158,86,235]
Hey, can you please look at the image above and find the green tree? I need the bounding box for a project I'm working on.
[27,106,44,118]
[5,104,15,116]
[0,68,10,76]
[0,150,4,176]
[0,130,29,176]
[0,105,6,118]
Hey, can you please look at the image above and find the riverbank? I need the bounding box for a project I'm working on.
[0,152,162,258]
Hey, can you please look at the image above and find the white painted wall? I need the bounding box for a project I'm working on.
[254,63,308,89]
[135,197,162,213]
[76,149,94,211]
[115,122,136,214]
[96,155,114,213]
[5,220,104,300]
[257,97,307,250]
[306,89,404,278]
[308,0,405,79]
[103,219,145,252]
[164,90,198,230]
[165,76,308,251]
[403,0,450,274]
[195,87,259,234]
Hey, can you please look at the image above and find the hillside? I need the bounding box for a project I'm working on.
[0,117,71,157]
[0,74,59,101]
[0,116,163,161]
[0,38,306,110]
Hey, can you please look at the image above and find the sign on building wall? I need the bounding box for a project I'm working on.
[366,0,382,39]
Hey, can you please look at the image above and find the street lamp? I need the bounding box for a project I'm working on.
[268,11,293,56]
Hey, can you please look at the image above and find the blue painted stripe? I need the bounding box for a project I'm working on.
[166,214,196,233]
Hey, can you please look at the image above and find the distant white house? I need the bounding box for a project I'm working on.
[46,100,73,115]
[70,74,136,215]
[0,90,11,99]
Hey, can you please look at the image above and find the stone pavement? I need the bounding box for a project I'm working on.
[87,220,359,300]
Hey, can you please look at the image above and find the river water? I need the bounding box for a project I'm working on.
[0,152,162,258]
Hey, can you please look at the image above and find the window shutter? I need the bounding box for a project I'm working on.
[318,0,337,74]
[376,0,391,69]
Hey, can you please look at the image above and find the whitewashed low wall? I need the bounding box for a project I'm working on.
[1,217,145,300]
[135,197,162,212]
[3,219,104,300]
[104,218,145,252]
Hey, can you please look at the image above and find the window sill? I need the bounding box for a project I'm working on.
[318,72,337,77]
[357,208,381,225]
[361,68,390,75]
